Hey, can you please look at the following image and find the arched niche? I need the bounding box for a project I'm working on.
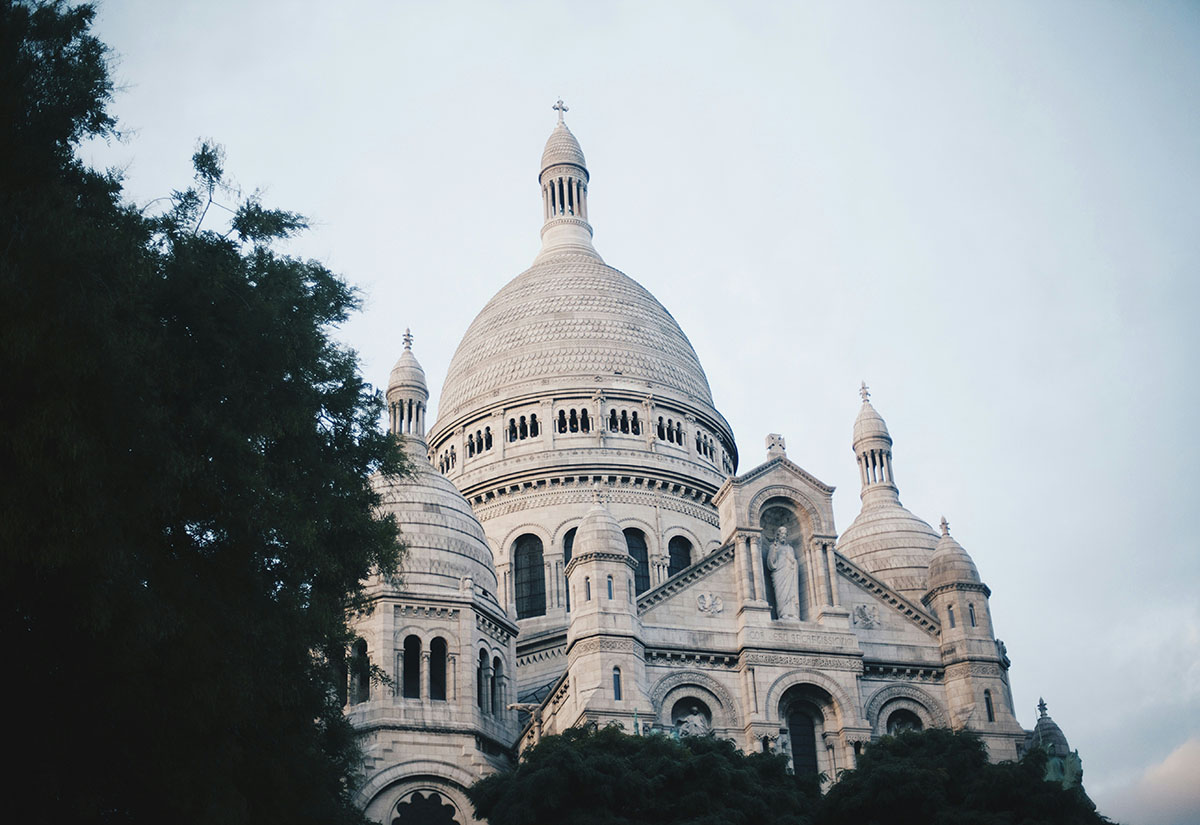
[863,684,947,736]
[758,498,809,621]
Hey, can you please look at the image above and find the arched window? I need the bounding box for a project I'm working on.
[631,411,640,435]
[886,708,923,735]
[429,637,447,701]
[563,528,576,612]
[402,635,421,699]
[625,528,650,595]
[508,419,517,442]
[580,409,590,432]
[568,409,578,432]
[449,446,455,467]
[492,656,503,715]
[984,690,995,722]
[513,535,546,619]
[657,417,666,440]
[968,603,977,627]
[628,578,633,603]
[788,710,819,776]
[609,409,618,431]
[519,416,528,439]
[350,638,369,704]
[620,410,629,433]
[696,432,702,452]
[558,410,567,433]
[467,434,475,457]
[612,667,622,701]
[476,649,488,713]
[484,427,493,450]
[668,536,692,578]
[675,421,683,443]
[947,604,956,628]
[585,576,591,601]
[607,575,614,599]
[529,413,539,437]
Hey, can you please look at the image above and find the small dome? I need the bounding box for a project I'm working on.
[853,400,892,445]
[387,330,428,399]
[573,499,625,557]
[541,121,587,175]
[927,518,982,589]
[837,503,939,599]
[372,439,498,598]
[1032,700,1072,756]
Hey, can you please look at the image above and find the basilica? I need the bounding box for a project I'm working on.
[344,106,1069,824]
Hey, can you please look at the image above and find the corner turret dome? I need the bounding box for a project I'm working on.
[373,438,500,600]
[1031,699,1072,756]
[573,498,626,558]
[853,395,891,445]
[388,329,427,398]
[927,517,982,589]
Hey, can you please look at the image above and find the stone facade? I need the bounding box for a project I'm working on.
[349,106,1048,824]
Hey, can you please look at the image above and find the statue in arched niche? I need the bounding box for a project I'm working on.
[767,525,800,620]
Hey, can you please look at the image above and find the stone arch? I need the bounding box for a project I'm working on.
[617,516,659,556]
[355,760,478,822]
[497,523,553,562]
[763,669,860,730]
[649,670,739,729]
[863,684,948,734]
[747,485,830,536]
[551,516,583,548]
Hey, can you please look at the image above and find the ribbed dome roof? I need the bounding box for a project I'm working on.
[541,121,587,173]
[574,501,625,557]
[388,347,427,397]
[436,254,715,419]
[927,519,981,589]
[853,400,891,444]
[1032,703,1071,756]
[837,502,938,600]
[372,439,498,596]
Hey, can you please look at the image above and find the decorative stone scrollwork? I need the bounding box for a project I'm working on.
[696,593,724,615]
[649,670,739,728]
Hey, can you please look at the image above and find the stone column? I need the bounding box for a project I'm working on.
[810,539,830,607]
[448,653,457,700]
[824,543,840,607]
[735,535,752,605]
[748,535,765,603]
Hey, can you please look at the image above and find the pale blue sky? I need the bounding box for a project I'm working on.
[85,2,1199,821]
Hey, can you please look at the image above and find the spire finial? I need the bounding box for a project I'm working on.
[940,516,950,536]
[403,328,413,350]
[553,98,569,123]
[1037,697,1048,718]
[860,381,870,403]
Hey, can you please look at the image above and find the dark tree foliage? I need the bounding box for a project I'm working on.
[468,726,817,825]
[817,728,1114,825]
[0,3,404,824]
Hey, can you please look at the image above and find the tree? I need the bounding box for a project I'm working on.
[816,728,1113,825]
[0,3,405,823]
[468,726,817,825]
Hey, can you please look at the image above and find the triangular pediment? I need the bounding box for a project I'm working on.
[835,552,941,637]
[636,542,735,617]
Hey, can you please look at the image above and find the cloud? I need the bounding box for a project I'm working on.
[1098,737,1200,825]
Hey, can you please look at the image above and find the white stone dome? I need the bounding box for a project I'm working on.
[387,347,427,398]
[927,520,982,589]
[436,255,716,419]
[837,503,939,600]
[372,439,500,599]
[573,501,625,557]
[853,400,891,445]
[541,121,587,173]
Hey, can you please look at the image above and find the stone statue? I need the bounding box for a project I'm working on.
[767,526,800,620]
[677,705,709,737]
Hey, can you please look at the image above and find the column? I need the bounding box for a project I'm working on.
[735,535,751,605]
[824,543,840,607]
[811,539,830,607]
[448,653,457,700]
[748,535,766,603]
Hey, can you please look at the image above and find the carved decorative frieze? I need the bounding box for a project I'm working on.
[742,652,864,673]
[945,661,1003,680]
[393,604,459,621]
[743,627,852,649]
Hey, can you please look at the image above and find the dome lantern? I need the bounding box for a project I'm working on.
[387,328,429,442]
[536,100,600,262]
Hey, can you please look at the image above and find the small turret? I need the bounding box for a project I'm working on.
[536,100,601,262]
[386,329,429,441]
[852,382,898,505]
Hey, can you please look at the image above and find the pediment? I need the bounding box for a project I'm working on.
[835,553,941,638]
[637,542,735,618]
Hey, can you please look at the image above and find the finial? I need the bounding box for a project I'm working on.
[553,98,569,123]
[940,516,950,536]
[860,381,870,403]
[1037,697,1048,718]
[403,328,413,350]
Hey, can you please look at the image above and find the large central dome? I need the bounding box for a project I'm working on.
[438,253,714,419]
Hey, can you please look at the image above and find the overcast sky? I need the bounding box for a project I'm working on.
[83,2,1198,822]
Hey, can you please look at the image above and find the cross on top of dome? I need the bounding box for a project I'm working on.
[553,98,568,123]
[403,328,413,350]
[860,381,871,403]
